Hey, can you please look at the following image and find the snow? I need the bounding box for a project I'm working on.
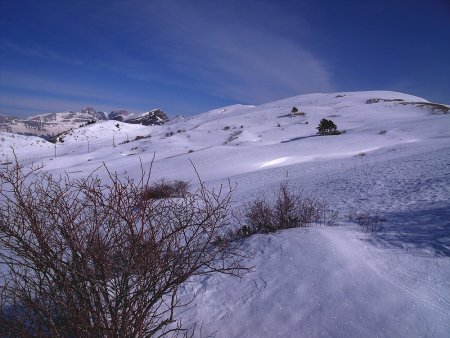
[0,132,55,162]
[181,227,449,337]
[1,90,449,337]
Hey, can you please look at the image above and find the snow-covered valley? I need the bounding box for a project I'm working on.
[1,90,449,337]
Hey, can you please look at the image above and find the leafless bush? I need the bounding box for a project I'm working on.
[348,207,385,233]
[0,160,249,337]
[241,196,274,235]
[236,183,337,237]
[142,179,190,200]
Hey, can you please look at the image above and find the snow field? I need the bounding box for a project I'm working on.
[1,90,449,337]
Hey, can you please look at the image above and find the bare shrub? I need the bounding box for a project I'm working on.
[348,207,385,233]
[273,183,300,229]
[237,183,337,237]
[0,160,249,337]
[142,179,190,200]
[241,196,274,235]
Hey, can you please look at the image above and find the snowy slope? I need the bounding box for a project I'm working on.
[178,145,450,337]
[0,108,169,138]
[1,90,449,337]
[0,110,101,137]
[0,132,55,163]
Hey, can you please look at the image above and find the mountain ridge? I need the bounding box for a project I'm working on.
[0,107,169,139]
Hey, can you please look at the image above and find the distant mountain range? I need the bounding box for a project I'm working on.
[0,107,169,139]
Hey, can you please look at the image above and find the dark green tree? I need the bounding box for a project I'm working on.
[316,119,339,135]
[291,106,299,114]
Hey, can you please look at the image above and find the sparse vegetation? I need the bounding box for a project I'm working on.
[399,101,449,114]
[48,131,69,144]
[79,119,96,128]
[363,98,448,114]
[225,130,243,144]
[348,207,385,233]
[119,135,150,145]
[0,161,249,337]
[366,98,404,104]
[235,183,337,238]
[290,106,305,116]
[142,179,190,200]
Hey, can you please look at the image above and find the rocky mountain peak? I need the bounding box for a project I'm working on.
[0,107,170,138]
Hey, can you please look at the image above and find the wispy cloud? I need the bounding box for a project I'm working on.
[0,0,335,115]
[0,91,136,117]
[0,70,150,105]
[180,31,333,103]
[0,70,211,116]
[0,38,84,66]
[88,0,334,104]
[0,93,93,116]
[0,70,159,116]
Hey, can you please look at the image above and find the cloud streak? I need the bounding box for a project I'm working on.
[0,70,160,117]
[0,39,84,66]
[0,70,151,105]
[0,0,336,115]
[89,0,334,104]
[0,91,144,118]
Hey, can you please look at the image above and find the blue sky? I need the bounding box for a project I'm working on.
[1,0,449,117]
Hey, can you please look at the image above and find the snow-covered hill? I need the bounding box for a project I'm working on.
[0,107,169,138]
[1,90,449,337]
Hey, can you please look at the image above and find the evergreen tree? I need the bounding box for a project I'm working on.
[317,119,339,135]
